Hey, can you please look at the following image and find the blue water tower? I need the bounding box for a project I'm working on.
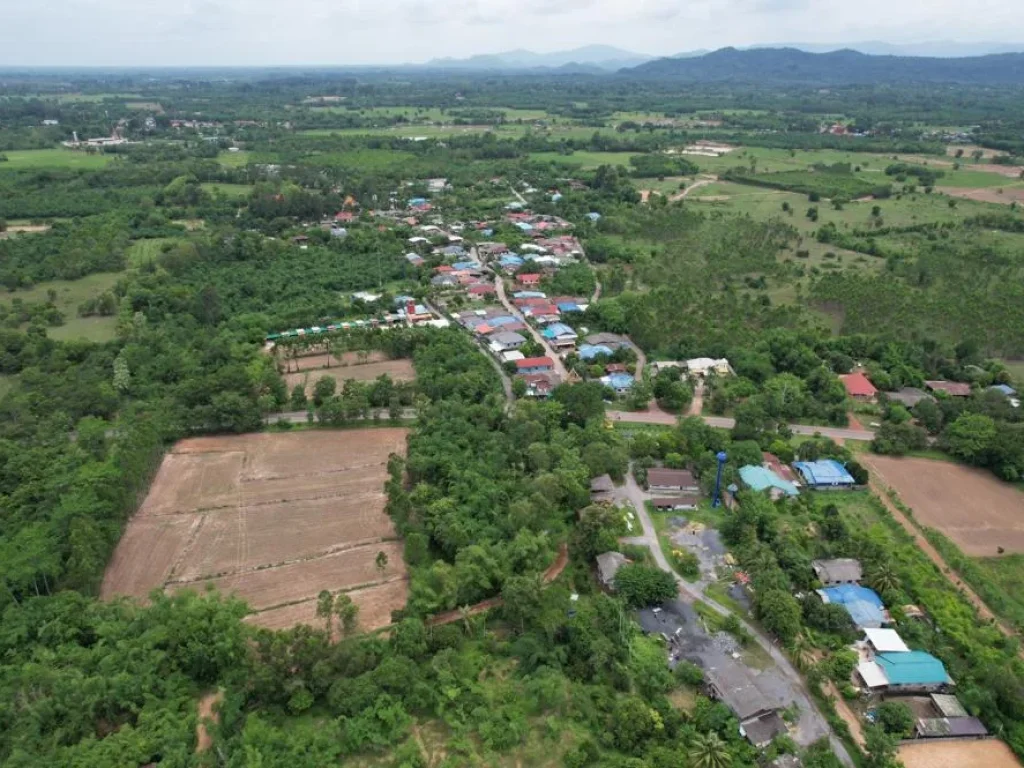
[712,451,728,508]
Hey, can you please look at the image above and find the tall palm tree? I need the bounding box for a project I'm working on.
[867,561,899,595]
[789,632,815,673]
[689,732,732,768]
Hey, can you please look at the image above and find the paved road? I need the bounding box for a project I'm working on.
[614,471,854,766]
[607,409,876,442]
[494,273,570,380]
[267,408,416,425]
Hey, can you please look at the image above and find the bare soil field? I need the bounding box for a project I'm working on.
[101,429,409,631]
[899,739,1021,768]
[939,186,1024,205]
[864,456,1024,556]
[946,144,1013,161]
[246,579,409,632]
[288,349,389,371]
[285,359,416,395]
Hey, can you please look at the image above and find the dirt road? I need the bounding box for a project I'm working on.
[670,176,718,201]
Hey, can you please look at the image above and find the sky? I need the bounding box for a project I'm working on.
[1,0,1023,66]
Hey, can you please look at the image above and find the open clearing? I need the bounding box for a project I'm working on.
[101,429,409,632]
[285,359,415,394]
[0,149,116,170]
[0,271,122,343]
[899,739,1021,768]
[939,186,1024,205]
[863,455,1024,556]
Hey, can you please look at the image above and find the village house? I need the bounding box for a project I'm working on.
[647,468,700,493]
[912,694,988,740]
[489,331,527,353]
[519,371,560,397]
[703,661,788,747]
[652,495,700,511]
[812,558,863,586]
[596,552,629,589]
[792,460,857,490]
[590,474,615,503]
[515,357,554,375]
[516,273,542,289]
[541,322,579,350]
[840,371,878,401]
[925,380,972,397]
[885,387,934,408]
[738,465,800,498]
[601,372,635,395]
[857,650,953,694]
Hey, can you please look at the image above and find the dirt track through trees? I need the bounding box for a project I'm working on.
[102,430,409,631]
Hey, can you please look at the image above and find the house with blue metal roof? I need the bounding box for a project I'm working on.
[793,460,856,489]
[817,585,887,628]
[513,291,547,300]
[487,315,519,327]
[556,301,582,313]
[586,212,601,222]
[738,466,799,497]
[601,372,635,395]
[579,344,614,361]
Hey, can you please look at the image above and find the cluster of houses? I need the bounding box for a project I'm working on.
[842,371,1019,409]
[812,558,988,742]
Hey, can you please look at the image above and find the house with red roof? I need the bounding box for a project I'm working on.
[468,284,496,297]
[840,371,878,401]
[517,273,542,288]
[515,357,554,374]
[334,211,357,223]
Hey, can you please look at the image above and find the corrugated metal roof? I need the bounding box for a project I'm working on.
[739,465,800,496]
[875,651,952,686]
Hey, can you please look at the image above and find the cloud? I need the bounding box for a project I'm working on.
[0,0,1022,65]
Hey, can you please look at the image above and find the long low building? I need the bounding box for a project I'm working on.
[857,650,953,693]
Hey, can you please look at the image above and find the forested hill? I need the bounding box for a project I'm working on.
[622,47,1024,85]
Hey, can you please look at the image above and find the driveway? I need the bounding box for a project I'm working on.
[613,471,854,765]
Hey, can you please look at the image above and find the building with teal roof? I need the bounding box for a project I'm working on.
[738,465,800,497]
[875,651,952,690]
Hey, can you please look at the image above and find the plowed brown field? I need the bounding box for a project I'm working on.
[864,455,1024,556]
[101,429,408,631]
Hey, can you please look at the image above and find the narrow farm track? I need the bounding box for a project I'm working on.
[862,458,1022,651]
[424,543,568,627]
[670,176,718,201]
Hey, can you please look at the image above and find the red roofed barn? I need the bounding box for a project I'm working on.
[840,371,878,401]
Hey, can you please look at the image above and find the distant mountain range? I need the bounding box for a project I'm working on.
[422,46,652,72]
[677,41,1024,59]
[622,47,1024,84]
[416,42,1024,76]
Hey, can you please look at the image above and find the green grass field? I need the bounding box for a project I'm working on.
[0,149,115,170]
[201,182,252,199]
[127,238,187,267]
[216,150,253,167]
[0,272,122,343]
[999,359,1024,385]
[937,169,1024,189]
[688,180,1012,235]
